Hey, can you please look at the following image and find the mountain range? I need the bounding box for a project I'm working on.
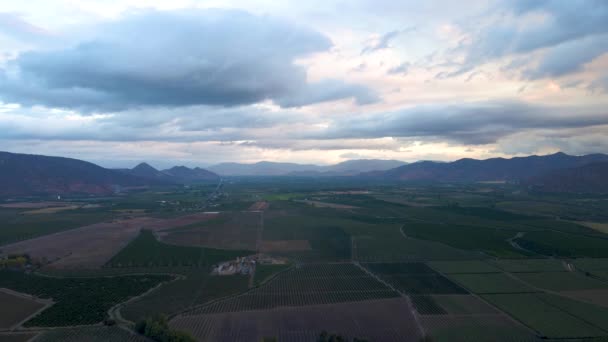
[0,151,154,196]
[366,152,608,184]
[207,159,407,176]
[1,151,607,196]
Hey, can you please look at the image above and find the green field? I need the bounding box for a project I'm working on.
[514,271,608,291]
[483,293,608,338]
[106,230,253,268]
[448,273,535,294]
[428,260,501,274]
[122,272,249,322]
[0,208,112,245]
[0,270,170,326]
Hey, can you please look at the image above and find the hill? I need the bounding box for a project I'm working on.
[0,151,155,196]
[366,152,608,182]
[161,166,220,182]
[528,161,608,194]
[122,163,177,183]
[208,159,406,176]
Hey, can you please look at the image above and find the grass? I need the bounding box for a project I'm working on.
[488,258,566,273]
[0,270,170,326]
[448,273,535,294]
[513,272,608,291]
[483,293,608,338]
[427,260,501,274]
[106,230,253,268]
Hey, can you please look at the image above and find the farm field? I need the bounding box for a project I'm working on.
[483,293,608,338]
[34,326,149,342]
[448,272,536,294]
[0,270,170,326]
[513,271,608,291]
[159,211,260,250]
[0,212,219,269]
[106,230,252,268]
[171,298,423,342]
[0,332,39,342]
[2,181,608,341]
[363,262,468,295]
[185,263,399,315]
[121,272,249,322]
[0,289,49,329]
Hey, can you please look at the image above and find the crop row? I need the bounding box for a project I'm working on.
[187,290,399,315]
[0,270,170,326]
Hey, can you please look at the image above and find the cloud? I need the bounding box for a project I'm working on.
[0,12,51,42]
[316,101,608,145]
[445,1,608,80]
[387,62,409,75]
[360,26,415,55]
[0,9,377,111]
[523,36,608,79]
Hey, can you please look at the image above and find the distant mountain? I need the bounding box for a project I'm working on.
[365,152,608,182]
[528,162,608,194]
[208,161,321,176]
[123,162,176,183]
[208,159,407,176]
[0,151,156,196]
[162,166,220,182]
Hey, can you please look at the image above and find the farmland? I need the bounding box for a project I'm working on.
[106,230,253,268]
[0,289,49,329]
[0,270,170,326]
[2,180,608,341]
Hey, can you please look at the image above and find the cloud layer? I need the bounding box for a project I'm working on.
[0,9,376,111]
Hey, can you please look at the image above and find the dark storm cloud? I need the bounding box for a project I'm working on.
[317,101,608,145]
[450,1,608,80]
[0,9,377,111]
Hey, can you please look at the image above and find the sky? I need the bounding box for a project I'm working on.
[0,0,607,168]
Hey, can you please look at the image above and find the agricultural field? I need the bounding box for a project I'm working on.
[363,262,468,295]
[34,326,149,342]
[121,272,249,322]
[158,211,260,251]
[2,181,608,341]
[185,263,398,315]
[483,293,608,339]
[0,289,49,329]
[447,273,536,294]
[0,270,170,326]
[106,230,253,268]
[171,298,423,342]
